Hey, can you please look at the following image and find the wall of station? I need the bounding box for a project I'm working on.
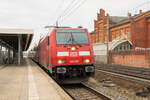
[109,50,150,67]
[147,19,150,48]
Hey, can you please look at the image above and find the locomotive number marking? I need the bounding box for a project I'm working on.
[70,52,77,57]
[70,60,79,63]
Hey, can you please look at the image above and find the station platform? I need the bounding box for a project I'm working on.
[0,59,72,100]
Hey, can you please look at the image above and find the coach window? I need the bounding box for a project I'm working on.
[48,37,50,45]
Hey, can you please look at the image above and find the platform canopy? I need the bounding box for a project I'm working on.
[0,28,33,51]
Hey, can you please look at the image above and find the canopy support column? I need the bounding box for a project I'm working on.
[8,48,10,64]
[0,43,2,64]
[18,35,22,65]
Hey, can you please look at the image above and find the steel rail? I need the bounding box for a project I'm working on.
[96,69,150,85]
[62,83,110,100]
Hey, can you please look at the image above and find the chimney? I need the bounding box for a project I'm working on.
[94,20,96,25]
[139,10,142,14]
[94,20,97,28]
[100,9,105,17]
[106,13,109,17]
[97,13,100,20]
[106,13,109,23]
[128,12,132,18]
[128,12,134,23]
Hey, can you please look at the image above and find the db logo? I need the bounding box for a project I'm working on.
[70,52,77,57]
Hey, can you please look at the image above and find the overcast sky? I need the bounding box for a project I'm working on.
[0,0,150,49]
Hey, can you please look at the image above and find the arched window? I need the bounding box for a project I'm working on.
[113,41,131,51]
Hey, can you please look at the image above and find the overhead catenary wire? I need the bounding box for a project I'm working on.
[57,0,78,21]
[56,0,88,26]
[46,0,88,27]
[60,0,88,23]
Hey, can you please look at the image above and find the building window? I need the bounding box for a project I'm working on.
[122,33,124,39]
[117,32,119,40]
[112,32,116,41]
[128,31,130,39]
[126,29,130,39]
[127,45,131,50]
[120,46,122,50]
[112,33,114,41]
[113,41,131,51]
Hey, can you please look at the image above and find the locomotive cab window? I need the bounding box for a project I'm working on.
[55,29,89,45]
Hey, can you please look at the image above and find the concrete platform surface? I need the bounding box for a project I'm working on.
[0,59,72,100]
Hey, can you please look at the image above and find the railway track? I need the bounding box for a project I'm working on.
[95,64,150,84]
[61,83,110,100]
[96,64,150,80]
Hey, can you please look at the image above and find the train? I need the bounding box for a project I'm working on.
[31,27,94,84]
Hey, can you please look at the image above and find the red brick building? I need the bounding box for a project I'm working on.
[91,9,150,50]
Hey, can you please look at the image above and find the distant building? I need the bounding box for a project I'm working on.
[91,9,150,51]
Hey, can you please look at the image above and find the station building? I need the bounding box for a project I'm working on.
[91,9,150,51]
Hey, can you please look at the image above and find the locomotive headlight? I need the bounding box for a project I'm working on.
[71,47,76,51]
[58,60,63,64]
[58,60,65,64]
[83,59,90,63]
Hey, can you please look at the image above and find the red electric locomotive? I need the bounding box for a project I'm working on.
[37,27,94,83]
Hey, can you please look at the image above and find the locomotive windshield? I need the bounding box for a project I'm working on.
[56,29,89,45]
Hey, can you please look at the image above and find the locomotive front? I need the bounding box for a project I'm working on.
[52,28,94,81]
